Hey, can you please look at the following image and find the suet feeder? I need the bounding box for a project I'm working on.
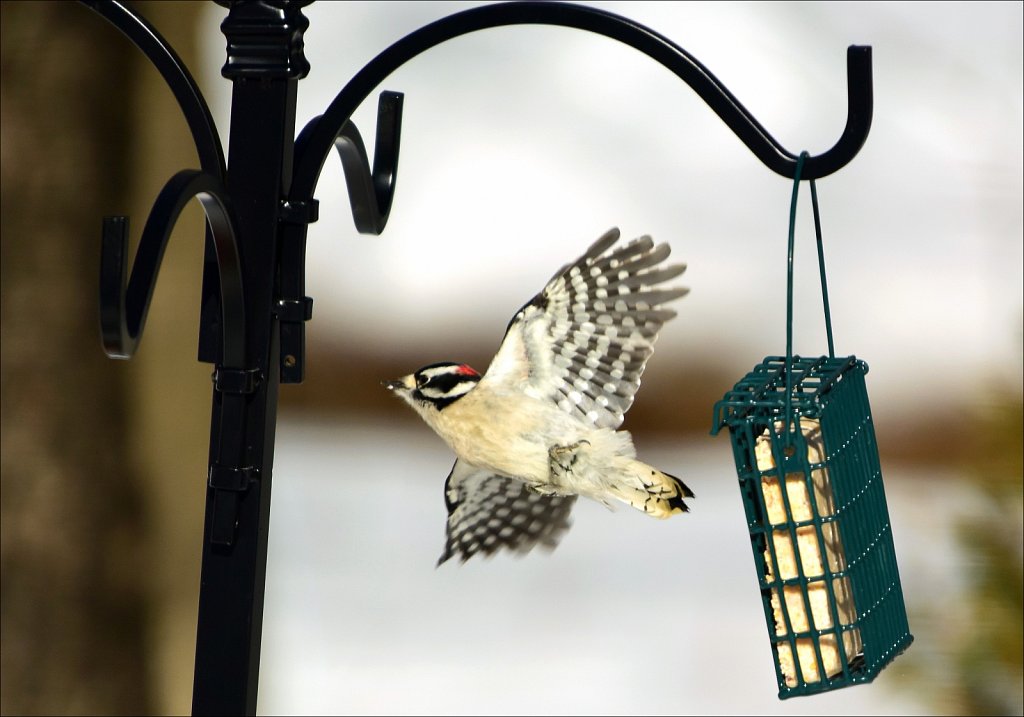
[711,156,913,698]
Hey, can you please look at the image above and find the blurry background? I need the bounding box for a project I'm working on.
[1,1,1021,715]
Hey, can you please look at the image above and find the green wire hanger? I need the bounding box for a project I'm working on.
[784,151,836,446]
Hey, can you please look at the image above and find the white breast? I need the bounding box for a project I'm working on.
[430,383,584,483]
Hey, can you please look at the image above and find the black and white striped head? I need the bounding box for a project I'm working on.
[385,362,481,411]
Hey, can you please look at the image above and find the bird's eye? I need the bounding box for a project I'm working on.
[415,374,427,387]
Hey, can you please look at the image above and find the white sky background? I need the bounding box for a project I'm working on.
[200,0,1024,416]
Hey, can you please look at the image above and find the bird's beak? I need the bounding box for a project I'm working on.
[383,375,413,392]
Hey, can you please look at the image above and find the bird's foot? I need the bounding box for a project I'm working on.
[548,440,591,475]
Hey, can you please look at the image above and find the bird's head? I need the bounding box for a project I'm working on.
[384,362,481,414]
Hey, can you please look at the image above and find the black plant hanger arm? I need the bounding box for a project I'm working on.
[82,0,247,368]
[292,0,872,232]
[81,0,226,178]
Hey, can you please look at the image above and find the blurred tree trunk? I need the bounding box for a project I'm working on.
[0,1,150,713]
[120,3,212,713]
[1,2,209,714]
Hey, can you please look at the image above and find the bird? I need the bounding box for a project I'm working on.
[385,227,693,565]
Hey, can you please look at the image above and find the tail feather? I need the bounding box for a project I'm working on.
[608,459,694,518]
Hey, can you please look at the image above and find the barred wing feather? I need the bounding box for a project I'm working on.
[439,459,576,565]
[483,228,688,429]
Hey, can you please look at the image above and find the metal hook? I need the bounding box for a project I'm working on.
[333,91,403,234]
[294,91,403,235]
[99,169,247,369]
[292,1,872,217]
[272,92,402,382]
[79,0,233,367]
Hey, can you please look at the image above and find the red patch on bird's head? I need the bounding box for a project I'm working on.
[456,364,480,377]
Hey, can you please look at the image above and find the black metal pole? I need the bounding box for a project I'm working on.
[191,3,309,714]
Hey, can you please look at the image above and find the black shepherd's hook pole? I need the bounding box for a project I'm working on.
[79,1,873,714]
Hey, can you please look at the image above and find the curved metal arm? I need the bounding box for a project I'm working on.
[78,0,226,179]
[296,91,403,235]
[100,170,246,368]
[293,0,872,218]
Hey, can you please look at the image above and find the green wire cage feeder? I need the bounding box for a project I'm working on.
[711,155,913,699]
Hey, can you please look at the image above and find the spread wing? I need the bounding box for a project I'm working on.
[438,459,576,565]
[482,228,688,429]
